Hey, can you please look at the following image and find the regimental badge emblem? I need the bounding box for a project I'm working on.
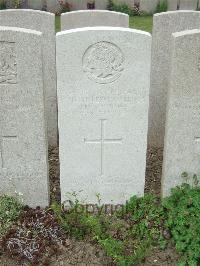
[83,41,124,84]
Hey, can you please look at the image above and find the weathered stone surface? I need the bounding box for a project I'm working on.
[28,0,43,10]
[148,11,200,148]
[168,0,178,11]
[180,0,198,10]
[0,9,57,147]
[0,26,49,207]
[61,10,129,30]
[162,29,200,196]
[57,27,151,204]
[140,0,158,14]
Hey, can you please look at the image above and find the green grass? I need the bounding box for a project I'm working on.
[0,195,22,237]
[129,16,153,33]
[55,15,153,33]
[52,184,200,266]
[55,15,61,32]
[0,184,199,265]
[52,193,167,265]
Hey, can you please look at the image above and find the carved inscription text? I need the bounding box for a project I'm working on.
[0,42,17,84]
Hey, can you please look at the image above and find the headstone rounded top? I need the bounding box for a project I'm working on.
[172,28,200,37]
[57,26,151,37]
[0,25,42,35]
[82,41,124,84]
[61,9,129,17]
[154,10,200,17]
[61,10,129,30]
[0,9,54,17]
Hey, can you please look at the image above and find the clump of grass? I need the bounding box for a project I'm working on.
[0,0,6,10]
[52,182,200,265]
[163,183,200,266]
[0,195,22,237]
[52,193,167,265]
[155,0,168,13]
[107,0,139,16]
[1,178,199,265]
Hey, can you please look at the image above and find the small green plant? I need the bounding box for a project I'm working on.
[51,182,200,265]
[12,0,21,8]
[52,193,167,265]
[107,0,114,11]
[124,194,167,246]
[107,0,139,16]
[0,0,6,10]
[163,184,200,265]
[0,195,22,236]
[155,0,168,13]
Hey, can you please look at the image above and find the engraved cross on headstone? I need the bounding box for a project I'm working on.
[0,95,17,169]
[84,119,122,176]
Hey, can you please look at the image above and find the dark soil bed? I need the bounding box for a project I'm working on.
[0,146,179,265]
[0,245,179,266]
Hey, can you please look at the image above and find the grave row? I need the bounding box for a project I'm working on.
[0,9,199,207]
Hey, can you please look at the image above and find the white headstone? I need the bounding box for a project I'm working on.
[67,0,108,11]
[148,11,200,148]
[28,0,43,10]
[0,9,57,147]
[168,0,178,11]
[95,0,108,10]
[61,10,129,30]
[0,26,49,207]
[162,29,200,196]
[140,0,158,14]
[180,0,198,10]
[57,27,151,204]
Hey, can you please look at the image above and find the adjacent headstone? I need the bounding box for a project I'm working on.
[46,0,60,13]
[66,0,108,11]
[28,0,43,10]
[148,11,200,148]
[179,0,198,10]
[95,0,108,10]
[21,0,28,9]
[0,26,49,207]
[168,0,178,11]
[57,27,151,204]
[61,10,129,30]
[162,29,200,196]
[0,9,57,147]
[140,0,158,14]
